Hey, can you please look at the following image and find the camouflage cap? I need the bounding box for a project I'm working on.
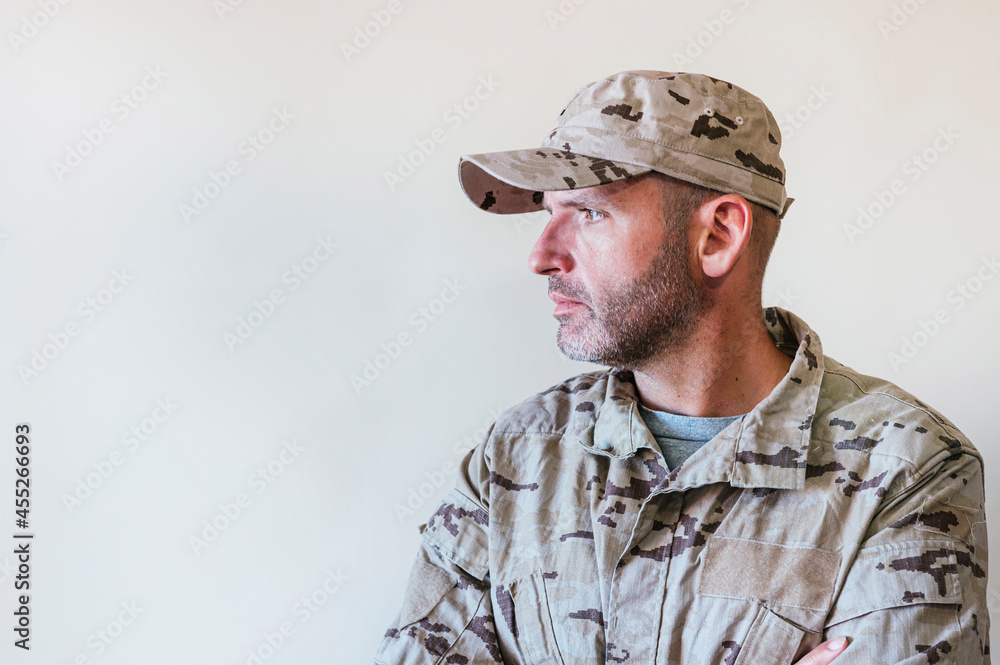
[457,70,793,218]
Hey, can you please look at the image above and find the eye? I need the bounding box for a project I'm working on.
[580,208,605,223]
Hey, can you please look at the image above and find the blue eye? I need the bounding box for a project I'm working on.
[581,208,605,223]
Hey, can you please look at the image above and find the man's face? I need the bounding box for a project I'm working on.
[531,174,710,370]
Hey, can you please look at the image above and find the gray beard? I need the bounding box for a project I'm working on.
[549,228,709,370]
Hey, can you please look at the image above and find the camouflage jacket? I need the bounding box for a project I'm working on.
[374,307,989,665]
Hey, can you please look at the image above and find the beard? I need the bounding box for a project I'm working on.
[549,225,710,370]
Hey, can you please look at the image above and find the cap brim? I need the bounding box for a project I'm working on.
[458,147,650,215]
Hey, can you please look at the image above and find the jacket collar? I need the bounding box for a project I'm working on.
[570,307,823,490]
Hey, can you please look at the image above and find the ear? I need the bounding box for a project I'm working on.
[693,194,752,279]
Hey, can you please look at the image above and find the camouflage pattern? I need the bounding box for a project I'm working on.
[374,307,989,665]
[458,70,793,219]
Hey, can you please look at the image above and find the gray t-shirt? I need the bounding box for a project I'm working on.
[637,402,744,470]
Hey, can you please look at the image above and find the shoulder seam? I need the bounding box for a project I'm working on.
[823,369,972,453]
[879,448,982,504]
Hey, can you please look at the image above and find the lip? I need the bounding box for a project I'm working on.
[549,291,585,315]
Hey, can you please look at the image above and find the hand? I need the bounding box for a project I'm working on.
[794,636,848,665]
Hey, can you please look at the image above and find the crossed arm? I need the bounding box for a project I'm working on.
[814,450,989,664]
[375,445,989,664]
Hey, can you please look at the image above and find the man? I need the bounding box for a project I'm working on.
[374,71,989,664]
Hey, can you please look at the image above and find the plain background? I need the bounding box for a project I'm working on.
[3,0,999,662]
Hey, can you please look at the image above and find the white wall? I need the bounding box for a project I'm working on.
[3,0,998,662]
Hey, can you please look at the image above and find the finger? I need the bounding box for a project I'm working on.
[796,636,849,665]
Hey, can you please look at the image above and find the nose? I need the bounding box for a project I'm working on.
[529,212,573,276]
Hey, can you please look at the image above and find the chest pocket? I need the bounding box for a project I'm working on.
[501,569,566,665]
[730,602,811,665]
[825,538,965,626]
[696,536,842,662]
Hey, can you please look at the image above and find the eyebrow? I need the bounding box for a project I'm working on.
[541,193,607,213]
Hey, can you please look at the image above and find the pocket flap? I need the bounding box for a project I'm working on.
[398,557,457,627]
[421,489,490,581]
[733,603,809,665]
[826,539,965,626]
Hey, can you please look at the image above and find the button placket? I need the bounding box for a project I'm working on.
[605,489,682,663]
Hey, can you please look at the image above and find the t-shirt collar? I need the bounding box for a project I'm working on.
[570,307,823,491]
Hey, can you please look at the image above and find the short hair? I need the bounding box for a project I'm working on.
[649,171,781,288]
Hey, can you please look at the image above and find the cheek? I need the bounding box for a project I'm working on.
[595,241,658,281]
[581,252,624,293]
[579,230,636,268]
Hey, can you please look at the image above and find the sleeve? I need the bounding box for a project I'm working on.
[823,449,990,664]
[374,435,507,665]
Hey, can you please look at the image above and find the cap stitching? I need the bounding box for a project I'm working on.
[607,72,753,104]
[550,123,786,186]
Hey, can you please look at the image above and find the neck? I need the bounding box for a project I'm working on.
[630,304,793,417]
